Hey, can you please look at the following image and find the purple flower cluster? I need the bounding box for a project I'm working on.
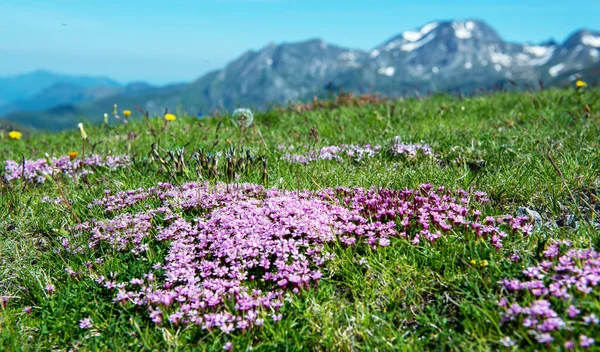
[498,241,600,348]
[65,182,530,333]
[282,144,381,164]
[79,317,93,329]
[4,154,130,183]
[389,136,433,157]
[281,137,432,164]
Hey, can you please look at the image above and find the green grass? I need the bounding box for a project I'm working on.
[1,88,599,351]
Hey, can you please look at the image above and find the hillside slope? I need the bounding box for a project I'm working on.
[2,20,599,130]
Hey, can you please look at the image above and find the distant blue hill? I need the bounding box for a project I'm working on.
[0,70,122,108]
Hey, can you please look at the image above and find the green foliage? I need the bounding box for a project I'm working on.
[1,88,599,350]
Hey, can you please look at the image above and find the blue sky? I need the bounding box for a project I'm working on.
[0,0,598,84]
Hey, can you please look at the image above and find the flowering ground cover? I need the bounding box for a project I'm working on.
[4,154,131,183]
[281,136,432,164]
[63,182,530,336]
[1,89,600,350]
[498,241,600,348]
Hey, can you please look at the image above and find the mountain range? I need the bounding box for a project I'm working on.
[1,19,599,131]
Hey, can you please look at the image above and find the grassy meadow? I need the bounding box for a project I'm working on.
[1,88,600,351]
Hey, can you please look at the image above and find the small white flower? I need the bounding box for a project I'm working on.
[499,336,516,347]
[232,108,254,128]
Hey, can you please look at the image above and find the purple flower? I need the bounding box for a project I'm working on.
[4,154,130,184]
[223,342,233,351]
[130,278,144,285]
[536,333,554,344]
[499,336,516,347]
[565,340,575,349]
[281,137,432,164]
[580,335,595,348]
[0,296,10,307]
[79,317,93,329]
[583,314,599,324]
[499,241,600,348]
[45,284,55,294]
[567,305,580,318]
[390,137,433,157]
[65,181,534,334]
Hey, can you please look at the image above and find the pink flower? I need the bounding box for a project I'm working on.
[567,305,580,318]
[580,335,595,348]
[79,317,93,329]
[564,340,575,349]
[67,181,535,334]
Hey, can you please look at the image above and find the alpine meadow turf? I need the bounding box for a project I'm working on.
[1,88,600,351]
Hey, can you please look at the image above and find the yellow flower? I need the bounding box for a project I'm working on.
[68,152,79,160]
[77,123,88,140]
[576,79,587,88]
[164,113,177,121]
[8,131,22,140]
[470,259,477,265]
[480,260,489,267]
[123,110,132,118]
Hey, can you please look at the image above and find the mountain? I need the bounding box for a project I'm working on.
[0,81,187,131]
[0,70,122,102]
[0,70,124,118]
[0,83,124,116]
[2,20,600,131]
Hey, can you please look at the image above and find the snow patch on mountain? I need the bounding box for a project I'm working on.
[524,45,552,57]
[403,31,423,42]
[402,22,439,42]
[338,51,361,67]
[582,34,600,47]
[378,67,395,76]
[339,51,356,61]
[384,40,402,51]
[549,63,565,77]
[489,51,512,66]
[528,47,555,66]
[421,22,440,35]
[401,33,436,52]
[453,21,473,39]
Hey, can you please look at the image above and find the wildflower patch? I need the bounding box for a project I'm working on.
[281,136,432,164]
[63,182,531,334]
[4,154,131,183]
[498,241,600,348]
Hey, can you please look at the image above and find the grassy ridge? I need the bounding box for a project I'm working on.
[1,88,599,351]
